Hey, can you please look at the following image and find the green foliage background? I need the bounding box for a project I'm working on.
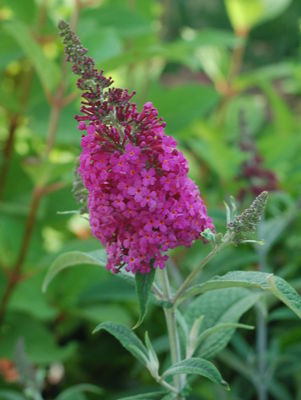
[0,0,300,399]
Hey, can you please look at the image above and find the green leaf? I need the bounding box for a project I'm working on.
[184,271,301,319]
[185,122,244,181]
[260,0,292,22]
[267,275,301,319]
[259,208,296,254]
[225,0,292,32]
[258,80,295,135]
[225,0,264,31]
[144,331,159,371]
[0,312,76,364]
[42,250,107,292]
[78,278,136,303]
[0,83,21,113]
[195,322,254,346]
[0,391,26,400]
[3,0,37,24]
[9,271,57,320]
[149,84,220,134]
[225,95,266,140]
[237,62,294,89]
[176,29,241,48]
[0,26,22,69]
[81,6,152,39]
[186,322,253,358]
[196,46,231,82]
[22,158,73,187]
[165,31,239,73]
[3,21,60,91]
[93,322,149,365]
[163,357,229,389]
[75,304,132,326]
[78,25,122,64]
[134,268,156,328]
[117,392,167,400]
[28,101,81,146]
[186,288,260,358]
[56,384,102,400]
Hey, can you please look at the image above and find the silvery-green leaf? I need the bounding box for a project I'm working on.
[93,322,148,365]
[163,358,229,389]
[134,268,156,328]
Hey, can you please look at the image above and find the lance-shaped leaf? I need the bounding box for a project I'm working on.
[134,268,156,328]
[196,322,253,343]
[163,358,229,389]
[42,250,107,292]
[182,271,301,319]
[56,384,102,400]
[0,390,26,400]
[117,391,167,400]
[186,288,260,359]
[187,322,253,359]
[93,322,149,365]
[144,332,160,377]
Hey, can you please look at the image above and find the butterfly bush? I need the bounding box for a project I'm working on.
[59,21,214,274]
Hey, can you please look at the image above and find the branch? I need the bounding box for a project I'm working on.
[0,115,19,201]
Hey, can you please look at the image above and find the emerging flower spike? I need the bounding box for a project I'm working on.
[59,21,214,273]
[227,191,268,245]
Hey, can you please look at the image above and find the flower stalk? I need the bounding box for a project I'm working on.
[158,268,185,399]
[173,233,232,305]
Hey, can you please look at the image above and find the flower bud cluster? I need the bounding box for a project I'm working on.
[228,191,268,244]
[59,22,214,273]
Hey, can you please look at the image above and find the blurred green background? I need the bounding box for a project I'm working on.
[0,0,301,399]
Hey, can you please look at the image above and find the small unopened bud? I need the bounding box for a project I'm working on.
[227,191,268,244]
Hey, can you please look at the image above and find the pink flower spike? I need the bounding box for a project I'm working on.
[63,23,215,274]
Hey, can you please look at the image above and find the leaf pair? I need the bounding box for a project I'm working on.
[93,322,228,399]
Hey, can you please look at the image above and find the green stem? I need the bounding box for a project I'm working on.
[157,377,179,394]
[158,268,184,400]
[256,230,268,400]
[173,236,230,304]
[256,304,268,400]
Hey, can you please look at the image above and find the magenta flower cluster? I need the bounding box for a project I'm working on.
[59,21,214,274]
